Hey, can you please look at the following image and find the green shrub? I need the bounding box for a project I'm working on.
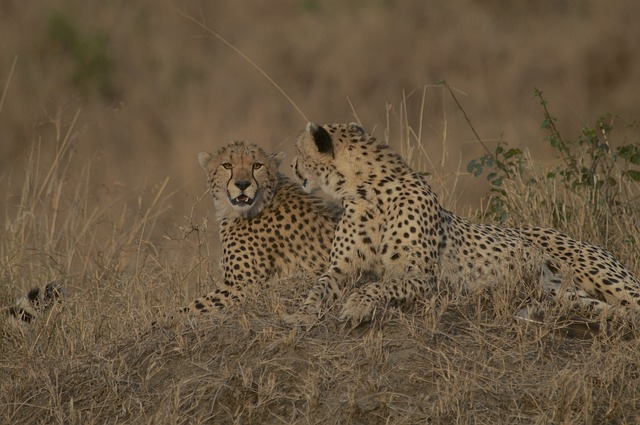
[48,11,115,99]
[467,89,640,224]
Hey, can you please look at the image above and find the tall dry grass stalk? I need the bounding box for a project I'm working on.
[383,84,468,213]
[500,154,640,272]
[0,107,192,341]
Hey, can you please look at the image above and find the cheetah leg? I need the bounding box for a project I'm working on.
[282,273,348,326]
[340,274,434,323]
[283,207,372,326]
[534,261,614,315]
[152,285,245,329]
[549,287,612,312]
[181,287,243,314]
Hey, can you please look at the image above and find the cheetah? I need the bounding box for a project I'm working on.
[3,281,64,325]
[177,141,339,316]
[285,122,640,324]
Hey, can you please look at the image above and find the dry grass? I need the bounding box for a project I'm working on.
[3,90,640,425]
[3,259,640,424]
[3,2,640,424]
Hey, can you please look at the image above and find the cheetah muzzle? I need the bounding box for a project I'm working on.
[230,193,254,206]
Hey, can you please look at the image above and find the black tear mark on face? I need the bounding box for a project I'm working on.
[312,124,334,158]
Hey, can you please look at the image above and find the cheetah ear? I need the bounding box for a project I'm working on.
[306,122,334,158]
[198,152,215,172]
[270,151,285,167]
[349,122,365,135]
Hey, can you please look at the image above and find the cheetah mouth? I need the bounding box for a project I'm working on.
[230,194,254,206]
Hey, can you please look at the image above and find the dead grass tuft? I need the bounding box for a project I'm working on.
[5,274,640,424]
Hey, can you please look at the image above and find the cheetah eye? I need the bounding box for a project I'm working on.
[221,163,233,170]
[252,163,263,170]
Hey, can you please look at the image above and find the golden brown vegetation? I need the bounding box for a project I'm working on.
[3,155,640,424]
[2,1,640,424]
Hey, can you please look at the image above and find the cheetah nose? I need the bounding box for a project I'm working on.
[235,180,251,191]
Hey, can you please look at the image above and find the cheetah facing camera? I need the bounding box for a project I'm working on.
[177,141,339,316]
[285,122,640,324]
[4,281,64,325]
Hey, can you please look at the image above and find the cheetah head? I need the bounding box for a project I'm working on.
[199,141,284,220]
[293,122,365,195]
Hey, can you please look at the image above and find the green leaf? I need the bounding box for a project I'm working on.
[624,170,640,182]
[471,165,484,177]
[618,145,634,160]
[504,148,523,159]
[549,137,562,148]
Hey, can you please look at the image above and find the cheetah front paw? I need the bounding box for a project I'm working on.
[340,293,376,323]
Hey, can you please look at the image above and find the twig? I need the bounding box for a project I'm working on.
[441,80,492,158]
[177,10,308,122]
[0,55,18,115]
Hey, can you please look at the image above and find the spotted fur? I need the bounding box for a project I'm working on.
[4,281,64,325]
[286,122,640,323]
[179,141,339,315]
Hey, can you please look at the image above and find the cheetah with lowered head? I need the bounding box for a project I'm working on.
[286,122,640,324]
[178,141,339,315]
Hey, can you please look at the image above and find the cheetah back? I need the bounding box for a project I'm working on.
[289,122,640,323]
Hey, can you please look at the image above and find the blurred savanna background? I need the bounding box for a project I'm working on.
[3,1,640,423]
[2,0,639,219]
